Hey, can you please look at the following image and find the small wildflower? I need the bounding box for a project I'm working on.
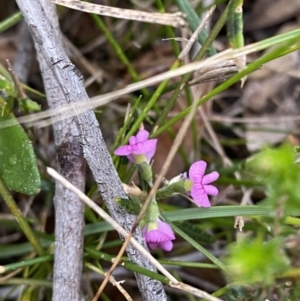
[188,160,219,207]
[114,129,157,163]
[143,220,175,252]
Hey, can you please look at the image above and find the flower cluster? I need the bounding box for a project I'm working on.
[114,129,157,163]
[114,129,219,252]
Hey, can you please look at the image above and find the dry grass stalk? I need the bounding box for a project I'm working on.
[51,0,186,27]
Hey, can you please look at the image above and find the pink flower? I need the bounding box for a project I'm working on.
[189,161,219,208]
[114,129,157,163]
[143,220,175,252]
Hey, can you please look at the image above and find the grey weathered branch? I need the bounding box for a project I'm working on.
[15,0,167,300]
[17,1,86,300]
[39,2,86,301]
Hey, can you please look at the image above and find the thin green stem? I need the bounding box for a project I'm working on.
[0,12,23,33]
[175,0,216,56]
[85,247,170,283]
[158,259,218,269]
[155,0,181,56]
[111,96,142,156]
[0,178,44,256]
[90,14,149,97]
[152,38,300,138]
[124,60,181,142]
[184,85,199,161]
[153,1,230,131]
[284,216,300,227]
[169,219,228,271]
[167,127,190,167]
[2,278,52,288]
[1,255,53,273]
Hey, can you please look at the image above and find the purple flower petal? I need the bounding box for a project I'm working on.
[136,129,150,142]
[114,130,158,163]
[145,147,156,162]
[129,136,137,145]
[189,161,207,182]
[159,240,173,252]
[157,220,175,239]
[202,171,219,184]
[114,145,132,156]
[204,185,219,196]
[143,220,175,252]
[126,154,135,163]
[131,139,157,155]
[148,243,158,250]
[145,227,173,242]
[191,184,211,207]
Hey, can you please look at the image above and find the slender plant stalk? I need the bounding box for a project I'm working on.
[152,36,300,137]
[3,278,52,288]
[0,178,44,256]
[1,255,53,273]
[0,11,23,33]
[90,14,149,97]
[124,59,181,142]
[155,0,181,55]
[168,219,227,271]
[153,1,230,131]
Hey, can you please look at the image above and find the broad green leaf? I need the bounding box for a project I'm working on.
[0,113,41,195]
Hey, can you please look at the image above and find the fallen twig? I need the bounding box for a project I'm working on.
[51,0,186,28]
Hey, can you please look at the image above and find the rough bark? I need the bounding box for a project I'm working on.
[15,0,167,300]
[18,1,86,301]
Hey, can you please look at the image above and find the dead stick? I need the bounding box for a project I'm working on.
[15,1,168,299]
[51,0,186,28]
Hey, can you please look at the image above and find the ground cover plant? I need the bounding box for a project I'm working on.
[1,0,300,300]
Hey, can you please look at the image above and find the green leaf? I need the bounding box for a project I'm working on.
[115,197,142,215]
[135,160,153,185]
[247,144,300,213]
[168,218,227,271]
[227,0,246,84]
[227,0,244,49]
[0,113,41,195]
[156,179,192,199]
[225,237,289,284]
[174,220,215,243]
[0,75,15,96]
[19,97,41,112]
[225,284,264,301]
